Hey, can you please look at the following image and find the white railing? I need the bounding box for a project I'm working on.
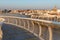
[31,15,60,22]
[0,16,56,40]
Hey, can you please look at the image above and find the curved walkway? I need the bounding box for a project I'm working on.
[1,23,39,40]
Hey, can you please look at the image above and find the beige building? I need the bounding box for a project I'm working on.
[10,10,19,13]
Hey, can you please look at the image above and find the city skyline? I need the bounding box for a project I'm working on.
[0,0,60,9]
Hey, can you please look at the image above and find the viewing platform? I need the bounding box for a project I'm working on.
[0,15,60,40]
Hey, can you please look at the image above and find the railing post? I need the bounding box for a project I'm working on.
[39,24,42,37]
[16,18,18,25]
[19,19,21,26]
[31,21,34,33]
[21,19,24,28]
[27,20,30,30]
[24,20,26,29]
[37,22,44,40]
[16,18,19,25]
[48,26,53,40]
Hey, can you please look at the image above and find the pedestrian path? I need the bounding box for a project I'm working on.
[1,23,39,40]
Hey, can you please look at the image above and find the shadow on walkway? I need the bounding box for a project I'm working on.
[1,23,39,40]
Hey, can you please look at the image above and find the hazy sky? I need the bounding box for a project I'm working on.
[0,0,60,9]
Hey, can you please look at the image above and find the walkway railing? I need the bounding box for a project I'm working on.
[31,15,60,22]
[0,16,59,40]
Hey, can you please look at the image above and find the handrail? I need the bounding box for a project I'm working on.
[0,16,60,26]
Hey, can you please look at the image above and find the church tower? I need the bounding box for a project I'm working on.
[50,6,58,15]
[52,6,57,12]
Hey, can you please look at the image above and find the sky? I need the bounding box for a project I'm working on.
[0,0,60,9]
